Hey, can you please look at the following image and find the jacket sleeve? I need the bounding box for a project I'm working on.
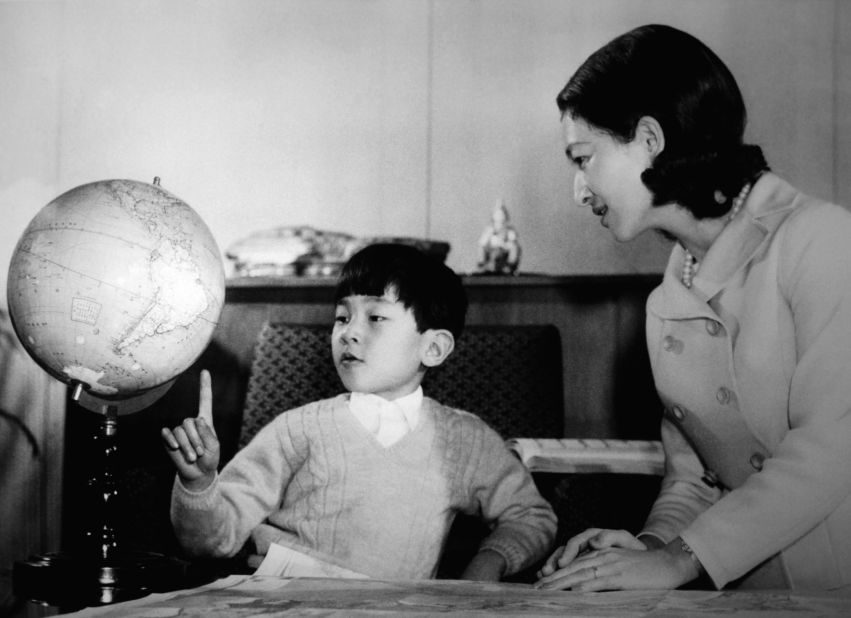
[641,417,721,544]
[170,411,307,558]
[680,204,851,587]
[466,422,557,575]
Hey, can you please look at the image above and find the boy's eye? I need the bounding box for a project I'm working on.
[369,314,386,322]
[334,314,348,324]
[572,155,589,170]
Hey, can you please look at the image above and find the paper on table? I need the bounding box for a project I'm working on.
[254,542,368,579]
[506,438,665,475]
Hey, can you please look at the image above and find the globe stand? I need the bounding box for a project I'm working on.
[13,382,188,611]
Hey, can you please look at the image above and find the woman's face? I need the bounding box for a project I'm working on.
[561,114,657,242]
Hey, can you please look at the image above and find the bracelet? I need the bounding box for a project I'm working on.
[678,538,705,576]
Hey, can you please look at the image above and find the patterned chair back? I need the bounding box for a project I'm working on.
[238,322,564,449]
[239,323,341,449]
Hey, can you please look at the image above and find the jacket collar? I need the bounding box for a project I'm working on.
[650,173,802,319]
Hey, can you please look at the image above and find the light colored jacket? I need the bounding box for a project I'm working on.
[642,173,851,590]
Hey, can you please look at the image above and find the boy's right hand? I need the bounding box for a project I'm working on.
[161,369,220,492]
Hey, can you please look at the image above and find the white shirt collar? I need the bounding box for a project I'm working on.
[349,386,423,432]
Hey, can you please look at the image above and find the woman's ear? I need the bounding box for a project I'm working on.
[421,330,455,368]
[636,116,665,158]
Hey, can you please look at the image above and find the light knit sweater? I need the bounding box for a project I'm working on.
[171,394,556,579]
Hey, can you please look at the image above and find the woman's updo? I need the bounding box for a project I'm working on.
[557,24,768,219]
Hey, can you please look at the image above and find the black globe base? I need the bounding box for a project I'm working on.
[13,550,188,611]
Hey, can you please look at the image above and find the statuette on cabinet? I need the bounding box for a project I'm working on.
[476,200,520,275]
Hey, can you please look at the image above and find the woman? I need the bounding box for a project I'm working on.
[536,24,851,592]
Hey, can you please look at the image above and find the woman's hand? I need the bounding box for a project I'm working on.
[161,369,220,492]
[536,528,644,580]
[534,530,700,591]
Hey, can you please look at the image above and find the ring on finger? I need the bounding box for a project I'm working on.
[592,566,599,578]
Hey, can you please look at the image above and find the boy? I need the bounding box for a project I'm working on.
[162,243,556,581]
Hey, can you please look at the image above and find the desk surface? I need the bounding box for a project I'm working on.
[62,574,851,617]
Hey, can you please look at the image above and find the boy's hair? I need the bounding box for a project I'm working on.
[335,243,467,339]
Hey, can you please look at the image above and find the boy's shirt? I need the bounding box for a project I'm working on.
[349,387,422,446]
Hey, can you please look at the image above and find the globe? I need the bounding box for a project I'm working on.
[6,178,225,414]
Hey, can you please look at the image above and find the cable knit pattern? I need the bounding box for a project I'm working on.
[171,395,556,579]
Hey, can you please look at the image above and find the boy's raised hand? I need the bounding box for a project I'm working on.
[161,369,220,492]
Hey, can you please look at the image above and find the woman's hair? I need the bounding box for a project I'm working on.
[557,24,768,218]
[335,243,468,339]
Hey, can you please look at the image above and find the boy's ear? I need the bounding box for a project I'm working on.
[421,329,455,368]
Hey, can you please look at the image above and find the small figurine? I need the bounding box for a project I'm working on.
[476,199,521,275]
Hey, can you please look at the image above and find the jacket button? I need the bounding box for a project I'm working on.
[716,387,732,405]
[671,405,685,421]
[705,320,722,336]
[749,453,766,471]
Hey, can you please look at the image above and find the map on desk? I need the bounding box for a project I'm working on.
[62,574,851,617]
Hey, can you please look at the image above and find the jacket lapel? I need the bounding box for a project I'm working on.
[695,174,799,299]
[649,173,801,320]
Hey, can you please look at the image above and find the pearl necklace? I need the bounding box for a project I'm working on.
[681,181,753,289]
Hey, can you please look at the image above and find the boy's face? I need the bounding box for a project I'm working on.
[332,289,431,400]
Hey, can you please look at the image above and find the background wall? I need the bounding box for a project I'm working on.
[1,0,849,288]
